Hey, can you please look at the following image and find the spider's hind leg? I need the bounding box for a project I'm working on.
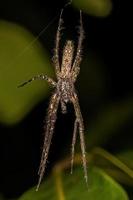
[52,8,64,77]
[71,10,84,82]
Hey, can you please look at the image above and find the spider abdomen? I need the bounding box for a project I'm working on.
[61,40,74,76]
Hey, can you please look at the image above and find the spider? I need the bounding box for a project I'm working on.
[18,9,88,191]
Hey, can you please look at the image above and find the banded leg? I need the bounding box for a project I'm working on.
[71,119,78,174]
[36,92,60,191]
[72,93,88,185]
[52,9,64,76]
[18,74,56,88]
[71,11,84,82]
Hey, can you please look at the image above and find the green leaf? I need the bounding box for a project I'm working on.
[72,0,112,17]
[91,148,133,186]
[117,150,133,170]
[86,98,133,148]
[0,20,53,125]
[18,167,128,200]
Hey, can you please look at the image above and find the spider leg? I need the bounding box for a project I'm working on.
[71,10,84,82]
[36,92,60,191]
[52,9,64,77]
[71,93,88,185]
[71,118,78,174]
[18,74,56,88]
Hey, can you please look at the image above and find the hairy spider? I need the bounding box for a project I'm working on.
[18,9,88,191]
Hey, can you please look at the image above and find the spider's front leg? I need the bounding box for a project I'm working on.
[36,92,60,191]
[71,118,78,174]
[18,74,56,88]
[71,93,88,185]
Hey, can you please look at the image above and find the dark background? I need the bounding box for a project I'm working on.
[0,0,132,199]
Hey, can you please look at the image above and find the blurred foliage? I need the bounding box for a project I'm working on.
[117,150,133,169]
[91,148,133,186]
[86,97,133,148]
[0,20,53,124]
[18,165,128,200]
[72,0,112,17]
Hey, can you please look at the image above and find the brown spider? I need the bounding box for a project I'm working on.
[18,9,88,191]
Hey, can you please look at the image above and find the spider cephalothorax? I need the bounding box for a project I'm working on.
[19,9,88,191]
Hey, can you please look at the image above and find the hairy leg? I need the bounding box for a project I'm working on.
[71,10,84,82]
[71,119,78,174]
[52,9,64,77]
[36,92,60,191]
[71,93,88,185]
[18,74,56,88]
